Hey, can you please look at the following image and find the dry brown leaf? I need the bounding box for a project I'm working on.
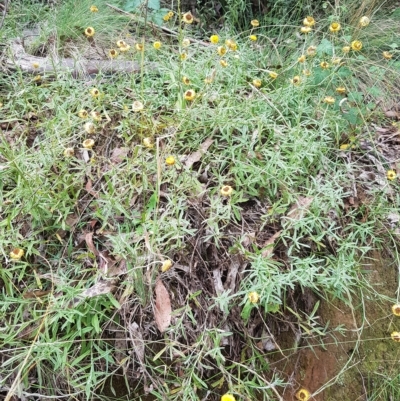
[285,196,314,221]
[154,280,171,332]
[184,137,213,168]
[85,179,99,198]
[85,232,99,256]
[261,230,282,258]
[384,110,399,119]
[110,147,129,164]
[79,280,117,299]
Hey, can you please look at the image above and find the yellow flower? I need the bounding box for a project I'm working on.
[383,51,393,60]
[166,156,175,166]
[182,11,194,24]
[320,61,329,69]
[120,44,131,52]
[217,46,227,56]
[184,90,196,101]
[342,46,351,53]
[90,111,101,121]
[32,62,40,69]
[135,43,144,51]
[10,248,24,260]
[90,88,100,97]
[392,304,400,316]
[332,57,342,65]
[340,144,350,150]
[84,122,96,134]
[225,39,237,51]
[143,137,154,148]
[63,147,74,157]
[163,11,174,21]
[252,79,262,88]
[182,38,191,47]
[290,76,301,85]
[153,41,162,49]
[391,331,400,342]
[323,96,335,104]
[84,27,95,37]
[221,394,236,401]
[220,59,228,68]
[249,35,257,41]
[82,139,95,149]
[161,259,173,272]
[180,53,187,61]
[132,101,144,112]
[359,16,370,27]
[269,71,278,79]
[306,46,316,56]
[303,16,315,27]
[90,5,98,12]
[229,42,238,51]
[302,69,312,76]
[251,19,259,27]
[351,40,362,51]
[329,22,341,33]
[163,14,171,22]
[300,26,312,34]
[298,55,306,63]
[108,49,118,58]
[220,185,233,197]
[248,291,260,304]
[210,35,219,44]
[78,109,88,118]
[204,76,214,84]
[387,170,397,181]
[33,75,41,82]
[116,40,126,48]
[182,76,190,85]
[336,87,346,95]
[295,388,311,401]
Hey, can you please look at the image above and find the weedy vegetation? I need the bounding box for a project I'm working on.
[0,0,400,400]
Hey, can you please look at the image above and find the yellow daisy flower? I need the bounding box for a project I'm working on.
[32,62,40,69]
[84,122,96,134]
[120,44,131,52]
[300,26,312,34]
[383,51,393,60]
[82,139,95,149]
[90,5,98,12]
[306,46,316,56]
[320,61,329,69]
[153,41,162,49]
[303,16,315,27]
[84,27,95,37]
[182,11,194,24]
[323,96,335,104]
[143,137,154,148]
[184,90,196,101]
[116,40,126,48]
[182,38,191,47]
[269,71,278,79]
[387,170,397,181]
[63,147,75,157]
[340,144,350,150]
[342,46,351,53]
[252,79,262,88]
[78,109,88,118]
[220,185,233,197]
[391,331,400,342]
[336,87,346,95]
[329,22,341,33]
[132,101,144,112]
[251,19,259,27]
[166,156,175,166]
[221,394,236,401]
[249,35,257,41]
[392,304,400,316]
[90,88,100,97]
[135,43,144,51]
[295,388,311,401]
[180,52,187,61]
[220,59,228,68]
[298,55,306,63]
[248,291,260,304]
[90,111,101,121]
[10,248,24,260]
[359,16,370,27]
[351,40,362,51]
[161,259,173,272]
[108,49,118,59]
[210,35,219,44]
[182,76,190,85]
[290,76,301,85]
[217,46,227,56]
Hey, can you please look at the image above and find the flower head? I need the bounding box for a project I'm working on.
[184,90,196,101]
[391,331,400,342]
[320,61,329,69]
[120,44,131,52]
[342,46,351,53]
[116,40,127,48]
[248,291,260,304]
[306,46,316,56]
[108,49,118,59]
[82,139,95,149]
[332,57,342,65]
[217,46,227,56]
[303,16,315,27]
[383,51,393,60]
[84,122,96,134]
[392,304,400,316]
[290,76,301,85]
[295,388,311,401]
[182,38,191,47]
[132,101,144,112]
[78,109,88,118]
[336,87,346,95]
[269,71,278,79]
[359,16,370,27]
[323,96,335,104]
[63,147,74,157]
[10,248,24,260]
[166,156,175,166]
[84,27,95,37]
[220,185,233,197]
[33,75,41,82]
[210,35,219,44]
[249,35,257,41]
[204,76,214,84]
[298,55,306,63]
[340,144,350,150]
[300,26,312,34]
[251,19,260,27]
[329,22,341,33]
[32,62,40,69]
[351,40,362,51]
[90,111,101,121]
[252,79,262,88]
[302,69,312,76]
[143,137,154,148]
[182,76,190,85]
[90,88,100,97]
[153,41,162,49]
[135,43,144,51]
[90,5,98,12]
[163,11,173,21]
[225,39,237,51]
[387,170,397,181]
[182,11,194,24]
[220,59,228,68]
[180,52,187,61]
[161,259,173,272]
[221,394,236,401]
